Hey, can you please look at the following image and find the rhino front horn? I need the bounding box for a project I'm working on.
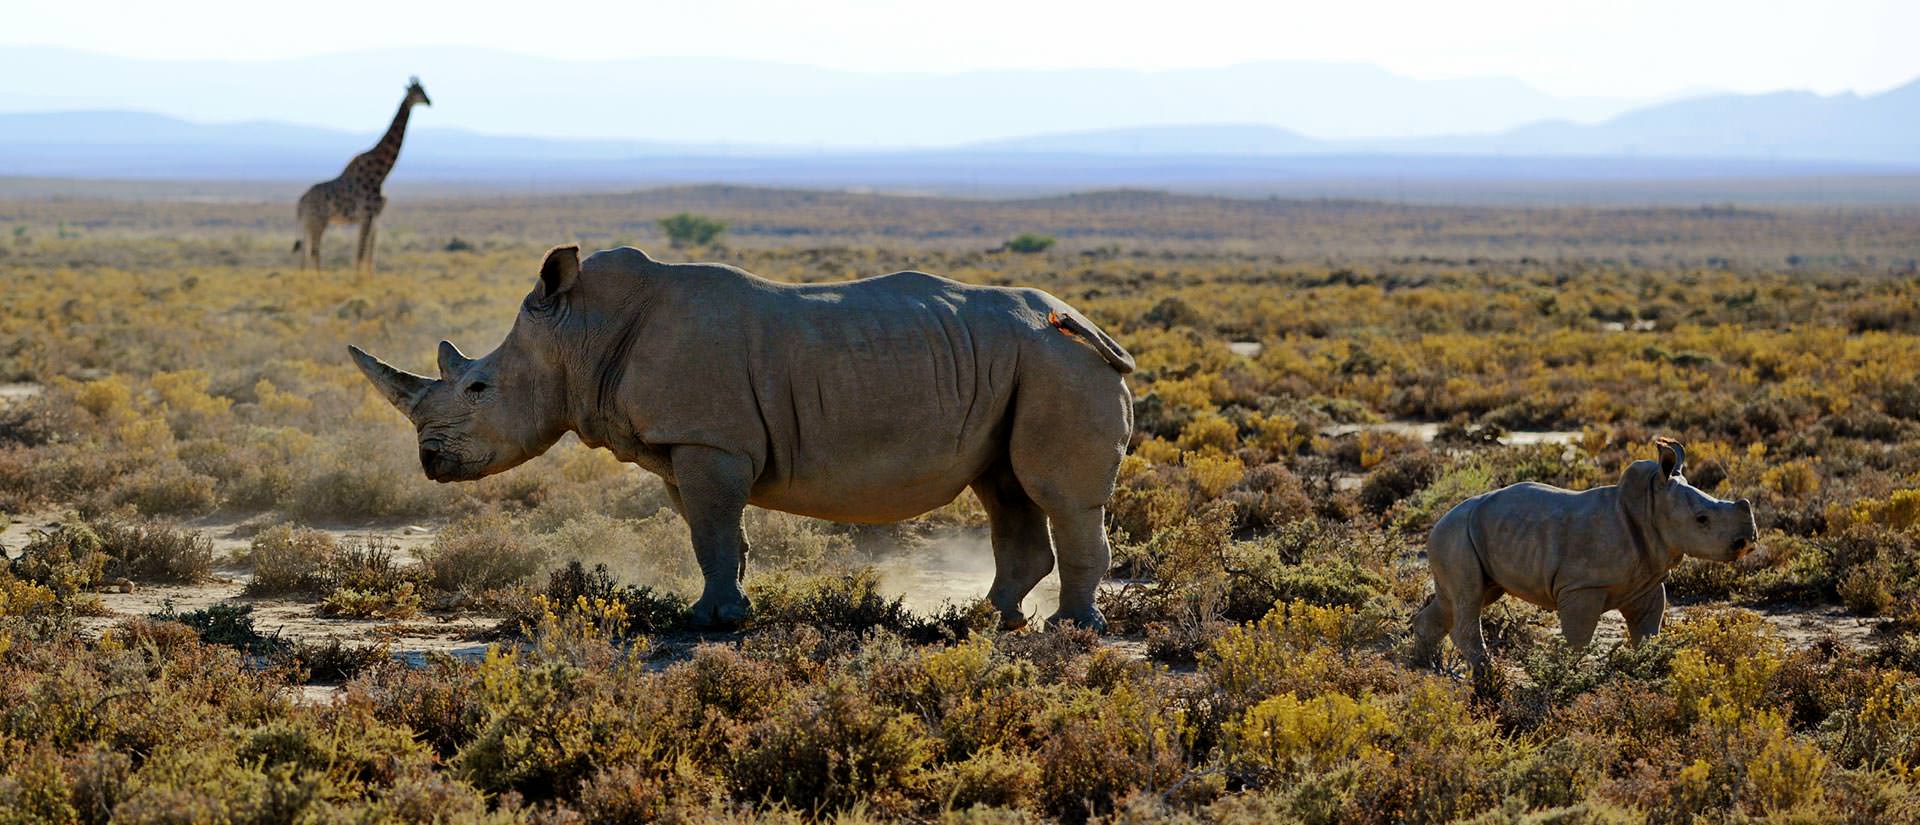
[348,345,434,418]
[437,340,473,379]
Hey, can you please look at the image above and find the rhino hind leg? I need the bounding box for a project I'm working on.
[972,465,1056,630]
[1042,506,1111,632]
[1000,346,1130,633]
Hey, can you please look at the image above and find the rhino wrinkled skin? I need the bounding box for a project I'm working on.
[1411,439,1758,688]
[351,245,1135,629]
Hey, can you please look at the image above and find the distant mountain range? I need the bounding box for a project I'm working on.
[0,46,1650,145]
[973,80,1920,164]
[1,45,1916,201]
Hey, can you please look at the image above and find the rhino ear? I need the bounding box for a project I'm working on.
[539,244,580,300]
[348,345,433,418]
[1656,438,1686,479]
[437,340,473,379]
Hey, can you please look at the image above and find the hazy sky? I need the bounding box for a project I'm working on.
[6,0,1917,98]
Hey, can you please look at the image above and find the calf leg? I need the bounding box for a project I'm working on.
[1446,583,1498,692]
[1620,584,1667,644]
[670,446,755,628]
[1555,588,1610,648]
[1410,593,1452,668]
[971,463,1055,630]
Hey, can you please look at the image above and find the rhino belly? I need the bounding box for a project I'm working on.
[749,436,1000,523]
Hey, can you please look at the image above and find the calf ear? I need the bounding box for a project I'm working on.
[1656,437,1686,479]
[539,244,580,300]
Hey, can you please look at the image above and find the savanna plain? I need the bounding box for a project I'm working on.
[2,187,1919,823]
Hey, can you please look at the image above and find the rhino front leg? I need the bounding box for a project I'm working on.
[663,481,752,585]
[1555,588,1609,648]
[670,445,754,628]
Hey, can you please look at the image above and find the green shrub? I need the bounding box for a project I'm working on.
[1223,691,1394,785]
[148,601,285,655]
[748,568,916,633]
[731,675,934,814]
[242,524,340,595]
[658,213,727,248]
[89,515,213,583]
[1034,683,1190,822]
[536,560,686,635]
[1004,234,1056,254]
[418,515,548,595]
[107,462,219,516]
[317,582,421,619]
[13,523,108,598]
[926,746,1042,811]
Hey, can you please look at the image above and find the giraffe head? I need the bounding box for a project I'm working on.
[406,76,432,108]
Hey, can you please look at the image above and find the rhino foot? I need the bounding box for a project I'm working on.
[689,594,751,629]
[998,612,1030,632]
[1046,607,1108,634]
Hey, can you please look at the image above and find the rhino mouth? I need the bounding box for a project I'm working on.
[1729,537,1757,560]
[420,445,494,483]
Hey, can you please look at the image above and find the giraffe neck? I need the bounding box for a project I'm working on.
[357,97,415,184]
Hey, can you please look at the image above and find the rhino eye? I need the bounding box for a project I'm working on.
[465,381,489,395]
[1694,513,1710,527]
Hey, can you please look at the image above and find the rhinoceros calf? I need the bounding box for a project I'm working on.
[350,245,1135,629]
[1411,439,1757,686]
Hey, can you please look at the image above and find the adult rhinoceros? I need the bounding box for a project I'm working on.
[349,245,1135,629]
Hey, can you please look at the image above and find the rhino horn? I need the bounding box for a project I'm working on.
[437,340,473,379]
[1655,437,1686,478]
[348,345,434,418]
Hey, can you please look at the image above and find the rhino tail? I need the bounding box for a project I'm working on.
[1047,309,1136,374]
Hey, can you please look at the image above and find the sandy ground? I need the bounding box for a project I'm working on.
[1322,421,1583,447]
[1,511,491,677]
[1324,421,1583,492]
[0,383,42,404]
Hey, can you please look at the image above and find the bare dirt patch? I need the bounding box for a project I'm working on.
[0,382,42,405]
[1323,420,1581,447]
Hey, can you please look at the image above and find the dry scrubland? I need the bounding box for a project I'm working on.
[1,187,1920,822]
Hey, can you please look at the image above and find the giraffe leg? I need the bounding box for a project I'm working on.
[306,223,324,271]
[355,222,375,276]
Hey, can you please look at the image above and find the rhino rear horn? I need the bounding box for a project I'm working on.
[1656,437,1686,478]
[437,340,473,379]
[348,345,434,418]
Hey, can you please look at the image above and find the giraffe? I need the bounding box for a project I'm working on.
[292,77,430,273]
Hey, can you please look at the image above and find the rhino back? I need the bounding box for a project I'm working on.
[621,267,1041,521]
